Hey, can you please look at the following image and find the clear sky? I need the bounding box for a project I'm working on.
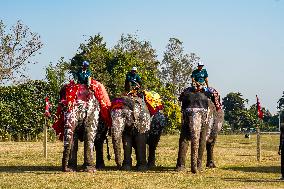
[1,0,284,114]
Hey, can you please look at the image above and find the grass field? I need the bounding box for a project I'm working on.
[0,134,283,189]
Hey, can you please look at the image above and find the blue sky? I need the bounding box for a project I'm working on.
[1,0,284,114]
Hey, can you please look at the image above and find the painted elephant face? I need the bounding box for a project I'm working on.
[64,86,100,146]
[111,96,151,134]
[150,111,167,136]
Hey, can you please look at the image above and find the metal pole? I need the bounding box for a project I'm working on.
[44,117,47,158]
[279,110,281,132]
[256,126,260,161]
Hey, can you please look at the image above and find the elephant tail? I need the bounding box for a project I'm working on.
[106,136,111,160]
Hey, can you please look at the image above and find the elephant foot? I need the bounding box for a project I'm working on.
[176,165,186,172]
[136,165,147,172]
[96,162,105,170]
[121,164,131,171]
[147,161,156,169]
[83,167,96,173]
[191,167,198,174]
[206,161,216,168]
[62,166,76,172]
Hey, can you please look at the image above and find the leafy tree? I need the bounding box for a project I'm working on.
[45,57,70,96]
[0,20,43,84]
[0,80,53,140]
[112,33,161,92]
[222,92,248,131]
[278,91,284,110]
[160,38,197,98]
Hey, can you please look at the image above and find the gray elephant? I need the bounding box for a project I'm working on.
[111,96,151,171]
[53,82,109,172]
[176,89,224,173]
[110,95,166,171]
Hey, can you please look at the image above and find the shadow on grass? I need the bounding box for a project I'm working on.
[0,165,61,173]
[0,165,176,173]
[222,165,280,173]
[235,154,254,157]
[102,166,175,172]
[222,177,284,183]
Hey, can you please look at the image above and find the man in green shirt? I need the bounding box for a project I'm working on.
[124,67,142,92]
[76,61,92,85]
[191,61,209,90]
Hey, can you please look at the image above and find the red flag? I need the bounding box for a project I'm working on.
[256,95,263,119]
[44,96,51,117]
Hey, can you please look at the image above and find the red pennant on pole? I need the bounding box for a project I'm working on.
[256,95,263,119]
[44,96,51,117]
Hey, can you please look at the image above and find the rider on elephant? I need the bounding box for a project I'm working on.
[124,67,142,92]
[191,61,209,90]
[189,61,222,110]
[75,61,92,85]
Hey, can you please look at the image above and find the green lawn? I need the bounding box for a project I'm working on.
[0,134,283,189]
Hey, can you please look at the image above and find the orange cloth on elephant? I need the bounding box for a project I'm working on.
[143,90,163,116]
[89,79,112,128]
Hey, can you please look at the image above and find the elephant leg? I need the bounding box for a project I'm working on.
[95,140,105,169]
[206,138,216,168]
[68,132,79,170]
[95,122,108,169]
[122,132,133,170]
[281,142,284,178]
[62,127,75,172]
[135,133,147,171]
[176,124,190,171]
[147,134,161,168]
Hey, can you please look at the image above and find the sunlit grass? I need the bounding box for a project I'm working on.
[0,134,283,189]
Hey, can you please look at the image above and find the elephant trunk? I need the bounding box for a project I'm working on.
[190,135,199,174]
[189,110,207,174]
[112,134,122,168]
[135,133,147,171]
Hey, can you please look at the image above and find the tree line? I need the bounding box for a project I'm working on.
[0,20,282,140]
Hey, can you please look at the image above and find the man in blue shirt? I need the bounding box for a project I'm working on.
[191,61,209,89]
[124,67,142,92]
[76,61,92,85]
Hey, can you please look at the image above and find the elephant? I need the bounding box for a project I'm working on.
[53,81,109,172]
[111,96,151,171]
[176,89,224,173]
[110,94,166,171]
[279,123,284,179]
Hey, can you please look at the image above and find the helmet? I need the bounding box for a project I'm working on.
[198,61,204,66]
[82,61,89,67]
[131,67,137,71]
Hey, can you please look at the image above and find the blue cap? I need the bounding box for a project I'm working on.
[82,61,89,66]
